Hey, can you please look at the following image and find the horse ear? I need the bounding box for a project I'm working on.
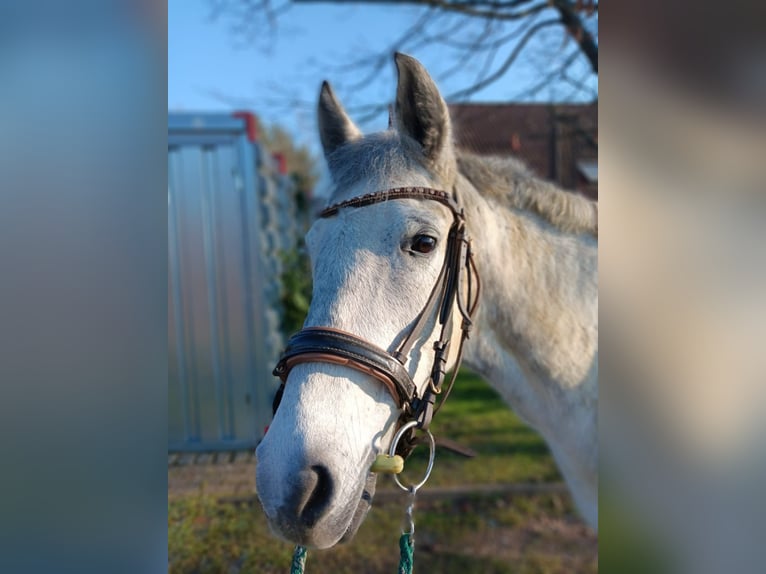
[318,81,361,157]
[394,53,455,182]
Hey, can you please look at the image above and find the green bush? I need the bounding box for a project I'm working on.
[278,240,312,336]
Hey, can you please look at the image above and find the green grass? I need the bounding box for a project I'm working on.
[169,371,594,573]
[169,491,595,574]
[405,370,562,487]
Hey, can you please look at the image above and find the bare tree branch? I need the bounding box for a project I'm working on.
[447,18,561,100]
[423,12,535,51]
[513,47,580,100]
[550,0,598,72]
[329,9,437,93]
[297,0,551,21]
[297,1,597,75]
[209,0,292,50]
[207,0,598,125]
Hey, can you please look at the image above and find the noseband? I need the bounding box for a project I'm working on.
[272,187,480,458]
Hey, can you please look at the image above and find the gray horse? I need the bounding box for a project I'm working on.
[256,53,597,549]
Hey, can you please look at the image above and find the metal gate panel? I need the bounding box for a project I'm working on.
[168,113,281,452]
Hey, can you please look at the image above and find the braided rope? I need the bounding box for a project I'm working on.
[398,532,414,574]
[290,545,307,574]
[288,535,414,574]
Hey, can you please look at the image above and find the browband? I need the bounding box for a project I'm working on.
[318,187,459,218]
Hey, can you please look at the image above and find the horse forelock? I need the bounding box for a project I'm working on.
[324,129,468,206]
[324,132,432,201]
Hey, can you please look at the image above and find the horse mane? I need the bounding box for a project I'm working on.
[457,152,598,237]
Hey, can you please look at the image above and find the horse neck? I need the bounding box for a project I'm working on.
[459,180,598,431]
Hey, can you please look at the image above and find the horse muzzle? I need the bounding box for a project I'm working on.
[255,439,376,548]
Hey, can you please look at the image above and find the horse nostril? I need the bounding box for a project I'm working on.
[297,465,334,528]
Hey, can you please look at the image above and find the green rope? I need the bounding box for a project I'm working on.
[398,532,414,574]
[291,545,307,574]
[290,534,413,574]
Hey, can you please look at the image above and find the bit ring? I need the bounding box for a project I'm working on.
[389,420,435,493]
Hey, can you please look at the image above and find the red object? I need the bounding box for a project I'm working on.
[264,425,270,435]
[273,153,287,175]
[511,133,522,152]
[232,111,259,142]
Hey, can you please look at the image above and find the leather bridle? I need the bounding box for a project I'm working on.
[271,186,481,458]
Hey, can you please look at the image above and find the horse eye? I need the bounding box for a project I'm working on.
[411,234,437,254]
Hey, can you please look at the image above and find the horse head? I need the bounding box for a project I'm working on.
[255,53,472,548]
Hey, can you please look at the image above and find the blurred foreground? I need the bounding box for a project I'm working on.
[600,4,766,572]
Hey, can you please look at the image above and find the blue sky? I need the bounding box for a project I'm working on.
[169,0,597,151]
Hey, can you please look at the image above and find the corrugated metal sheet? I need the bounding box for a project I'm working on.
[168,112,286,452]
